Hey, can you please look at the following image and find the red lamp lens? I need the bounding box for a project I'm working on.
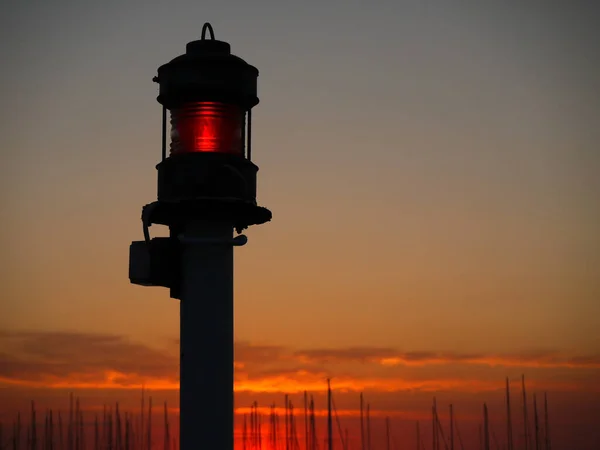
[170,102,244,155]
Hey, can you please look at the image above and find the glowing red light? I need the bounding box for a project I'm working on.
[170,102,244,155]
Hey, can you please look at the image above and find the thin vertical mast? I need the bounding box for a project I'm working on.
[164,403,170,450]
[101,407,105,450]
[304,392,309,450]
[259,409,263,450]
[251,405,255,450]
[69,394,73,450]
[125,414,130,450]
[309,397,316,450]
[243,414,247,450]
[107,409,112,450]
[44,409,48,450]
[366,404,371,450]
[271,405,275,450]
[75,398,80,450]
[360,394,365,450]
[79,410,85,450]
[50,410,54,450]
[416,421,420,450]
[483,404,490,450]
[289,402,294,450]
[432,398,437,450]
[522,375,529,450]
[276,404,280,450]
[533,395,539,450]
[256,403,259,450]
[543,394,550,450]
[327,379,333,450]
[253,403,258,450]
[116,403,121,450]
[17,412,21,450]
[276,406,280,450]
[58,412,63,450]
[147,397,152,450]
[449,404,454,450]
[285,395,289,450]
[506,378,513,450]
[12,417,17,450]
[140,387,145,450]
[31,401,37,450]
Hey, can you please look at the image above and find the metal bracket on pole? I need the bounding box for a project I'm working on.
[178,234,248,247]
[141,203,159,246]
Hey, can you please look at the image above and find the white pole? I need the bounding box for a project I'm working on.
[179,220,235,450]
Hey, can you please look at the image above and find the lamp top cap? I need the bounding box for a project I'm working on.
[185,23,231,56]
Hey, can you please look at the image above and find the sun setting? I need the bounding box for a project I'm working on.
[2,2,599,450]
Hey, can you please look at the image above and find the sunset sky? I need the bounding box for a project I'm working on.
[1,1,599,450]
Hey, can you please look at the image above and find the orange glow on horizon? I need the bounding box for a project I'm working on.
[376,355,600,369]
[0,371,591,394]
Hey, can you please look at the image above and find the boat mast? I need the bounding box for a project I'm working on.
[533,395,539,450]
[506,378,513,450]
[327,380,333,450]
[543,393,550,450]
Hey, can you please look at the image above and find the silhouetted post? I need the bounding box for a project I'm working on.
[68,394,73,450]
[140,388,145,450]
[360,394,365,450]
[31,402,37,450]
[366,404,371,450]
[79,411,85,450]
[129,22,271,450]
[304,392,309,450]
[107,410,113,450]
[101,408,106,450]
[125,414,130,450]
[533,395,539,450]
[543,394,550,450]
[49,410,54,450]
[75,398,80,450]
[432,398,437,450]
[258,410,263,450]
[309,397,316,450]
[147,398,152,450]
[506,378,513,450]
[243,414,247,450]
[116,403,121,450]
[449,404,454,450]
[58,412,63,450]
[483,404,490,450]
[44,410,48,450]
[277,408,282,450]
[327,380,333,450]
[522,375,530,450]
[17,413,22,450]
[163,402,170,450]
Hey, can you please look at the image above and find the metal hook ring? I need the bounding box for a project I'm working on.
[201,23,215,40]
